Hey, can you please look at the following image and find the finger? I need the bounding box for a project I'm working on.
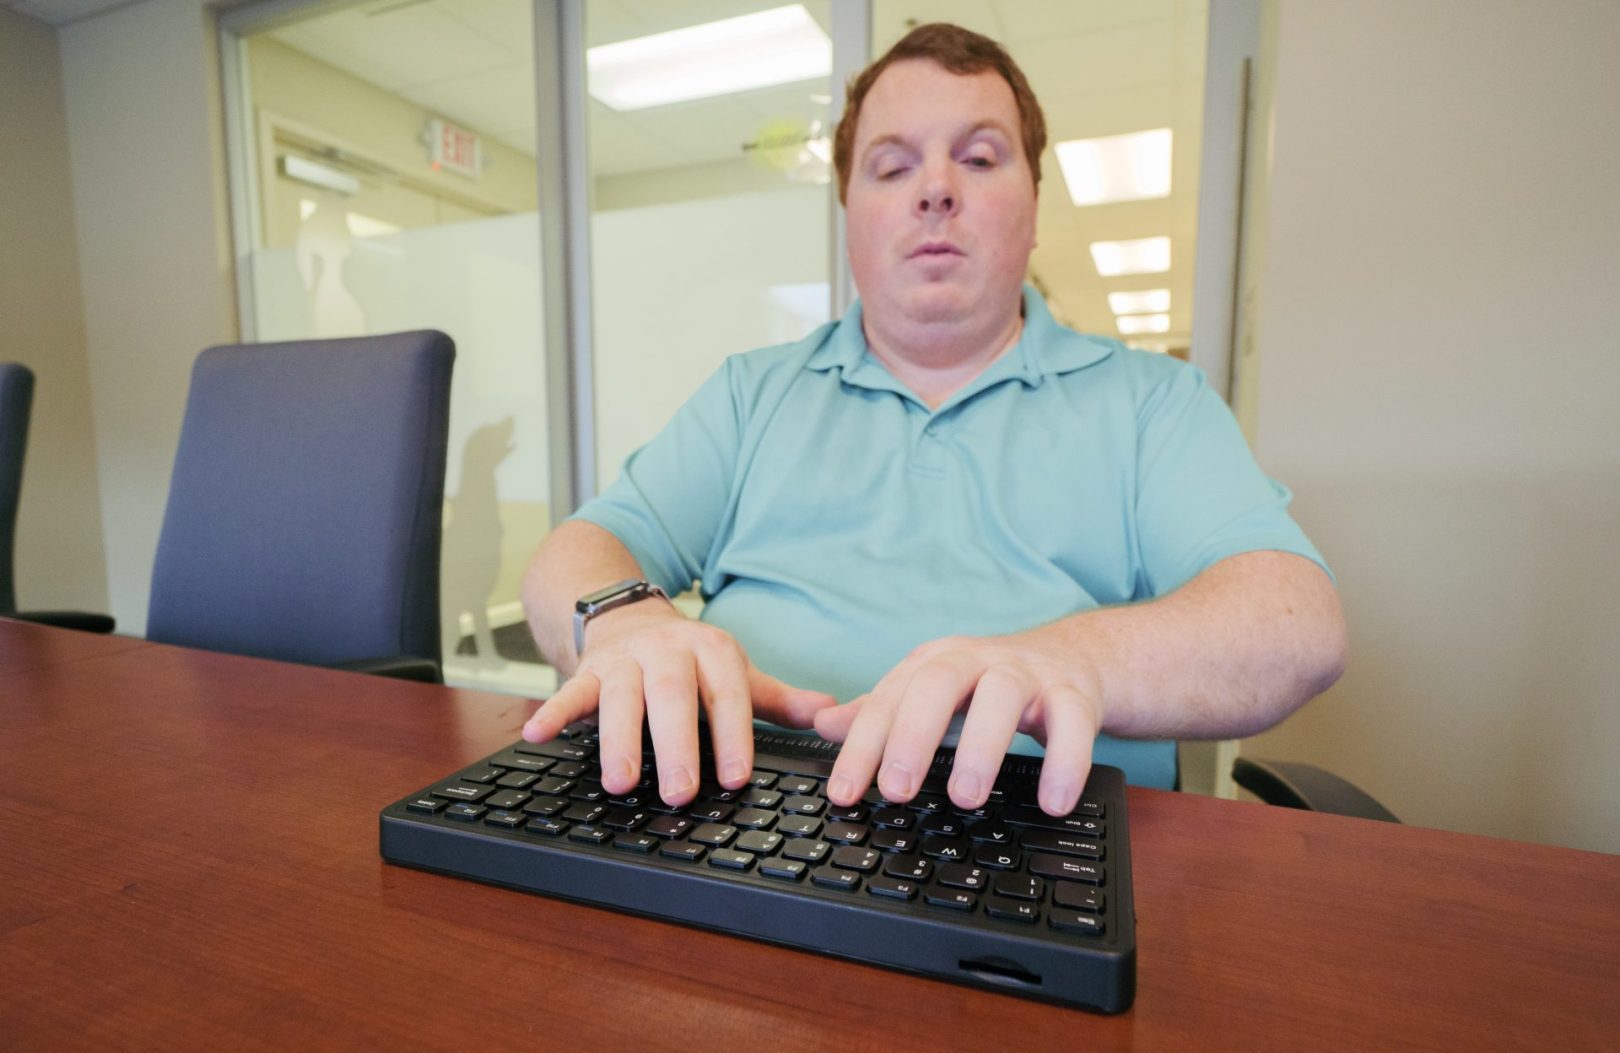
[696,642,754,789]
[948,665,1035,810]
[522,673,600,743]
[748,666,838,729]
[879,657,981,803]
[639,645,702,806]
[594,662,645,795]
[1036,685,1099,816]
[813,694,867,742]
[827,691,898,806]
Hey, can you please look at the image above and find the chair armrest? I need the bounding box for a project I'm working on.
[1232,757,1400,823]
[327,655,442,684]
[13,610,116,634]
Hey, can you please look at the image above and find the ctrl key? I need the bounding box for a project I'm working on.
[1049,909,1106,937]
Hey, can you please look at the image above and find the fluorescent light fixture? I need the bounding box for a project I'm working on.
[588,5,831,111]
[1129,341,1171,354]
[1108,289,1171,315]
[1116,314,1171,335]
[281,154,359,195]
[346,213,400,239]
[1090,236,1171,277]
[1054,128,1172,206]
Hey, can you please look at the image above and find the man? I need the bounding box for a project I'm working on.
[520,24,1346,818]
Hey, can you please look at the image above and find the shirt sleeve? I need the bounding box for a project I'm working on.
[569,359,743,597]
[1132,360,1331,597]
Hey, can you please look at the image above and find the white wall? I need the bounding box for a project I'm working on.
[58,0,237,634]
[1244,0,1620,853]
[0,7,109,613]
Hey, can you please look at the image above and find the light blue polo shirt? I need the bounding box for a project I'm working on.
[574,287,1328,788]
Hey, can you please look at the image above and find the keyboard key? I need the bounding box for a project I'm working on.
[701,784,742,803]
[445,803,485,822]
[760,858,808,881]
[602,807,650,831]
[563,802,608,824]
[882,856,932,882]
[490,752,553,774]
[825,804,869,823]
[735,830,784,855]
[405,797,445,814]
[483,810,526,829]
[689,823,738,847]
[908,793,951,814]
[866,876,919,901]
[936,864,988,891]
[1028,853,1106,885]
[1021,830,1105,861]
[740,788,782,810]
[559,720,596,739]
[871,828,916,854]
[783,838,830,864]
[521,795,569,817]
[688,802,734,823]
[1049,910,1105,937]
[458,766,504,784]
[781,795,825,816]
[918,813,964,837]
[523,817,568,837]
[567,780,606,802]
[871,808,914,829]
[923,888,976,911]
[532,776,576,797]
[495,771,539,789]
[432,783,493,803]
[748,770,779,789]
[1053,884,1104,913]
[659,841,705,862]
[731,807,777,830]
[777,815,823,838]
[920,836,968,861]
[708,849,755,871]
[953,805,996,822]
[992,875,1043,901]
[778,776,818,795]
[974,846,1021,870]
[824,822,869,845]
[810,867,860,892]
[966,820,1015,844]
[607,786,655,808]
[515,740,592,762]
[550,761,590,780]
[568,825,612,846]
[830,846,881,872]
[985,896,1040,924]
[1005,805,1106,839]
[485,790,531,811]
[645,815,693,839]
[613,832,659,853]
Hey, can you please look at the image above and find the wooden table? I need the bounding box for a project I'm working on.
[3,618,1617,1051]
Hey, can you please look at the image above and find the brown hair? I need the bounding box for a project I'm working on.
[832,23,1047,204]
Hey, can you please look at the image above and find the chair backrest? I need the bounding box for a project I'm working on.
[0,363,36,614]
[147,332,454,668]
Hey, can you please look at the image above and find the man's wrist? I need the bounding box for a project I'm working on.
[575,589,678,656]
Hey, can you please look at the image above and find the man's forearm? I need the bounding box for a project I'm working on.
[1027,550,1348,741]
[521,520,659,675]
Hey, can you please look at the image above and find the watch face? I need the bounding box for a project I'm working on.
[578,578,644,610]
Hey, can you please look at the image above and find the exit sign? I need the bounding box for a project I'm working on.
[426,119,481,179]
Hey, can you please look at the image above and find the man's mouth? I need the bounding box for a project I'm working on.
[909,241,964,259]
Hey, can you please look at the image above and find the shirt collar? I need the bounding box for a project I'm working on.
[805,285,1115,404]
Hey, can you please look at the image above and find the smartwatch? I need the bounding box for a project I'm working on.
[572,578,669,656]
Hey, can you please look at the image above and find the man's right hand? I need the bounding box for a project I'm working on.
[520,602,836,806]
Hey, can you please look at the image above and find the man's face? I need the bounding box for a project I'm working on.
[845,59,1038,341]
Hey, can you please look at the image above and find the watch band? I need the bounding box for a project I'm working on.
[572,578,669,656]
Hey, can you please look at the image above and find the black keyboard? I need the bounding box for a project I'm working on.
[379,725,1136,1013]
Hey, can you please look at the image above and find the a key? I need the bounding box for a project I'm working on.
[659,841,705,862]
[810,867,860,892]
[882,856,932,882]
[871,828,916,854]
[824,822,869,845]
[734,830,784,855]
[923,888,976,911]
[521,795,569,817]
[866,875,919,901]
[993,874,1043,901]
[830,846,881,872]
[759,858,807,881]
[1052,883,1104,913]
[1049,910,1105,936]
[782,838,830,864]
[708,849,755,871]
[777,815,823,838]
[985,896,1040,923]
[936,863,988,891]
[974,846,1021,870]
[731,807,778,830]
[781,795,825,816]
[689,823,737,847]
[612,832,658,853]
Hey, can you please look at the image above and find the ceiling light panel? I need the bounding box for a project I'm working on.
[1107,289,1171,315]
[588,5,831,111]
[1116,314,1171,335]
[1054,128,1172,207]
[1090,236,1171,277]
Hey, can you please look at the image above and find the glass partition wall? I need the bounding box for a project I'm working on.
[221,2,1239,760]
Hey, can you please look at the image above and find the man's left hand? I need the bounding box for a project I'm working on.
[812,632,1105,817]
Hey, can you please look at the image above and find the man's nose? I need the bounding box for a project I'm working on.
[915,163,960,217]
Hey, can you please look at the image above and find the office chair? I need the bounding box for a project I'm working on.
[146,331,454,682]
[0,362,115,633]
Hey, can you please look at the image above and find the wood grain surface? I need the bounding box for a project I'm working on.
[3,619,1617,1051]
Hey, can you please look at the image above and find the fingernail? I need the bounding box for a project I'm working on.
[616,759,638,787]
[1041,780,1076,816]
[881,764,916,800]
[952,771,982,806]
[720,759,749,786]
[661,767,694,799]
[829,775,853,804]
